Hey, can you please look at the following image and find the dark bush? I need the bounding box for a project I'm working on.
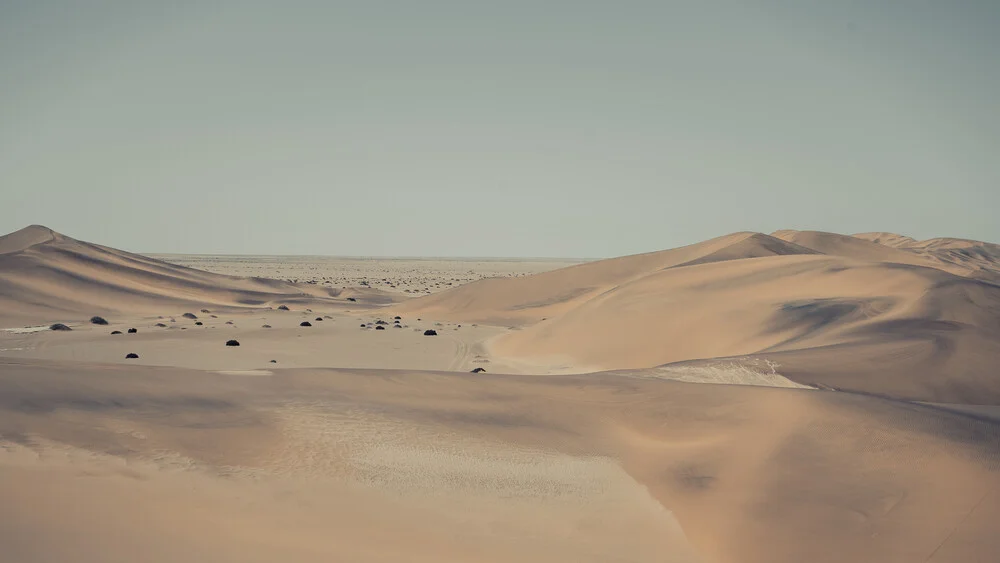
[49,323,72,331]
[375,325,385,330]
[225,340,240,347]
[470,367,486,373]
[195,321,203,326]
[201,309,211,313]
[90,316,109,325]
[110,330,122,335]
[315,317,323,321]
[125,353,139,359]
[262,324,272,328]
[423,329,438,336]
[182,313,198,319]
[300,321,312,327]
[155,323,167,327]
[127,328,138,334]
[278,305,290,311]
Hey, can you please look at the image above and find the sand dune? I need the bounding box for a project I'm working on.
[1,358,998,563]
[0,225,393,323]
[3,224,1000,562]
[401,230,1000,403]
[853,231,1000,284]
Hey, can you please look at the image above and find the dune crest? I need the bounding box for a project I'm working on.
[401,229,1000,403]
[0,225,393,322]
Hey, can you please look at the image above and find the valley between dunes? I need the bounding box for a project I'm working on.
[2,224,1000,563]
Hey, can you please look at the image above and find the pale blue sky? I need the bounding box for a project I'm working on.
[2,1,997,257]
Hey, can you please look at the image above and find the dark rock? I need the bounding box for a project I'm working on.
[394,316,401,320]
[195,321,203,326]
[225,340,240,347]
[300,321,312,327]
[127,328,138,334]
[49,323,72,331]
[278,305,290,311]
[182,313,198,319]
[423,330,438,336]
[360,323,367,327]
[470,367,486,373]
[393,324,402,328]
[315,317,323,321]
[125,353,139,359]
[201,309,211,313]
[375,320,388,325]
[110,330,122,335]
[262,324,272,328]
[89,316,109,325]
[225,321,234,325]
[270,360,277,363]
[375,325,386,331]
[347,297,357,302]
[155,323,167,327]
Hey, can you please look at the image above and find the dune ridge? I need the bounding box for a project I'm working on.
[0,225,392,322]
[401,229,1000,403]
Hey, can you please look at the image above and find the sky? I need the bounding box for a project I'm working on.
[1,0,998,257]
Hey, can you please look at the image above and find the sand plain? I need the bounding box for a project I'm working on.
[2,224,1000,563]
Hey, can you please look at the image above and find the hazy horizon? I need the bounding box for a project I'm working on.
[3,1,998,257]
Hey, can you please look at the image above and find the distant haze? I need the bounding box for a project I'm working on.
[2,1,997,257]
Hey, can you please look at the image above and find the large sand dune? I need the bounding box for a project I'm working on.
[2,225,1000,562]
[401,230,1000,403]
[0,225,391,323]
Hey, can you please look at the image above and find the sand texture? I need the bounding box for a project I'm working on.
[2,224,1000,562]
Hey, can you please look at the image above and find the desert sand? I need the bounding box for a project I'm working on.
[2,224,1000,563]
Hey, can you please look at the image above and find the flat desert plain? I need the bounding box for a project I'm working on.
[3,225,1000,563]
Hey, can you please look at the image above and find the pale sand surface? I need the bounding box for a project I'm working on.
[3,225,1000,562]
[151,254,584,295]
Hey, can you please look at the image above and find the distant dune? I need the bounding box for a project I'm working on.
[0,225,391,322]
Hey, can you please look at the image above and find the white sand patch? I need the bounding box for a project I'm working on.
[2,326,53,334]
[641,358,812,389]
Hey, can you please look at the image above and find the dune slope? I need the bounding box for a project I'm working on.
[1,359,998,563]
[0,226,391,322]
[403,230,1000,403]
